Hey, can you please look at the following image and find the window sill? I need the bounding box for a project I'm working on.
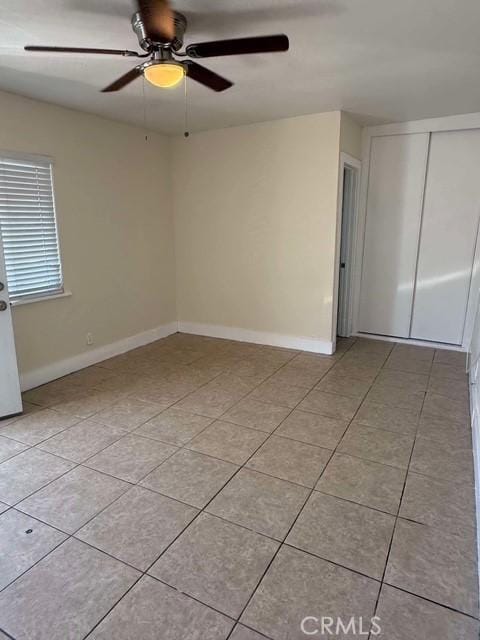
[10,290,72,307]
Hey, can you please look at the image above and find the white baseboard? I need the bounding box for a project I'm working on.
[354,332,466,352]
[20,321,179,391]
[178,321,334,355]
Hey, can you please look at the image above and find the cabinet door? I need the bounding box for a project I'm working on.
[358,133,429,338]
[411,129,480,345]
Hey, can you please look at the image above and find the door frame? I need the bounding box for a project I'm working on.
[332,152,361,344]
[0,233,22,419]
[355,111,480,351]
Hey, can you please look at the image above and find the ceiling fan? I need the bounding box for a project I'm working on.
[24,0,289,93]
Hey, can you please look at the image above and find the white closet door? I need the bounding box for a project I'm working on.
[411,129,480,345]
[358,133,429,337]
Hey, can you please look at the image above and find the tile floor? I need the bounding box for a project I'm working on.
[0,333,478,639]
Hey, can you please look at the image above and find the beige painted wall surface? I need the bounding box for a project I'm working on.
[172,111,341,346]
[340,112,362,159]
[0,91,176,376]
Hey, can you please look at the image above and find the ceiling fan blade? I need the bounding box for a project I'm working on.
[101,66,143,92]
[25,45,142,57]
[183,61,233,92]
[186,34,289,59]
[136,0,175,41]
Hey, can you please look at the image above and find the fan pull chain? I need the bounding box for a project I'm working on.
[184,72,190,138]
[142,77,148,142]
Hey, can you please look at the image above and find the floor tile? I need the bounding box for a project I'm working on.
[222,398,291,433]
[248,380,308,408]
[430,361,468,381]
[0,448,75,505]
[354,402,419,435]
[176,385,246,418]
[140,449,238,508]
[229,625,268,640]
[91,397,167,430]
[0,409,80,446]
[241,545,379,640]
[315,374,371,399]
[410,436,474,484]
[266,366,324,389]
[391,344,434,361]
[22,378,82,407]
[150,512,279,618]
[376,584,479,640]
[187,421,267,465]
[89,575,233,640]
[374,369,429,391]
[76,486,197,570]
[330,362,379,382]
[422,392,470,423]
[427,376,469,401]
[416,414,471,447]
[400,472,476,536]
[134,407,213,445]
[385,519,479,617]
[0,401,39,427]
[275,409,347,449]
[287,491,395,579]
[50,388,126,418]
[338,424,414,469]
[131,378,198,404]
[18,466,130,534]
[0,509,67,590]
[384,355,432,375]
[289,353,336,374]
[0,538,139,640]
[317,453,405,514]
[207,468,309,540]
[66,365,119,388]
[38,420,127,463]
[246,436,331,487]
[434,349,467,367]
[0,436,28,463]
[365,386,425,412]
[85,434,177,483]
[297,389,362,421]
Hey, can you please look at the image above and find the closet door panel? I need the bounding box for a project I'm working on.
[358,133,429,337]
[411,129,480,345]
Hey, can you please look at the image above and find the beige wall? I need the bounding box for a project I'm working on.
[0,91,176,377]
[172,111,342,350]
[340,112,363,159]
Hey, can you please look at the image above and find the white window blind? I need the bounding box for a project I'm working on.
[0,155,63,300]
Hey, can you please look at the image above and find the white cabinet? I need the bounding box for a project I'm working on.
[411,129,480,345]
[358,128,480,346]
[358,133,429,338]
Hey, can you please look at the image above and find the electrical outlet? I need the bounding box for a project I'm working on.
[86,332,94,346]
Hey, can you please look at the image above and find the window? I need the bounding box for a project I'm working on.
[0,154,63,301]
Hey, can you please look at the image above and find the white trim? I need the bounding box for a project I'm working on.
[20,321,179,391]
[333,152,361,341]
[354,332,466,352]
[178,321,334,355]
[11,290,72,307]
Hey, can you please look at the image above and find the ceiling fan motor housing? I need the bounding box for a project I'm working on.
[131,11,187,52]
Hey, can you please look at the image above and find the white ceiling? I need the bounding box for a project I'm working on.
[1,0,480,134]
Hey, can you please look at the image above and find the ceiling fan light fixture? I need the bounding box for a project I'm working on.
[144,62,184,88]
